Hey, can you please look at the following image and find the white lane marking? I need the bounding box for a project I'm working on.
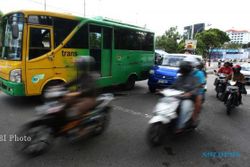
[247,89,250,95]
[113,105,152,119]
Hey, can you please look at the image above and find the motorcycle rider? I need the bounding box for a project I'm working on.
[63,56,98,117]
[214,62,232,90]
[182,57,206,125]
[225,65,246,105]
[192,61,206,122]
[217,62,233,76]
[170,60,199,133]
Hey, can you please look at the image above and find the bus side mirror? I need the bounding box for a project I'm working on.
[12,24,19,39]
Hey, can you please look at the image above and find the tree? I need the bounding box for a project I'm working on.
[0,10,3,20]
[0,11,3,46]
[242,42,250,49]
[195,28,230,58]
[223,42,242,49]
[177,39,185,53]
[156,26,181,53]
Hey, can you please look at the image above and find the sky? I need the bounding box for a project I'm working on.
[0,0,249,35]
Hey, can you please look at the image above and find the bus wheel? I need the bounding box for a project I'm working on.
[41,80,65,102]
[124,76,136,90]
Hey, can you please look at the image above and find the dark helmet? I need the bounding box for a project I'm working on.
[75,56,95,72]
[224,62,230,67]
[233,65,241,72]
[196,61,204,70]
[179,61,193,75]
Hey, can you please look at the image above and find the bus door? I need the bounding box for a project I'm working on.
[89,25,112,77]
[102,27,112,77]
[25,25,54,95]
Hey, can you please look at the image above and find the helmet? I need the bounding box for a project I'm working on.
[196,61,204,70]
[74,56,95,72]
[179,61,193,75]
[233,65,241,72]
[224,61,230,66]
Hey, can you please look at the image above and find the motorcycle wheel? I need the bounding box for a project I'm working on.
[13,124,54,157]
[226,97,232,115]
[215,86,220,98]
[218,92,224,101]
[93,112,110,136]
[147,123,165,147]
[216,92,219,98]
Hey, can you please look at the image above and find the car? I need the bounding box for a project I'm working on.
[241,63,250,84]
[148,53,203,93]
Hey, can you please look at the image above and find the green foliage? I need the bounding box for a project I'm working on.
[156,27,230,56]
[156,26,181,53]
[223,43,242,49]
[0,10,3,45]
[0,11,3,19]
[177,39,185,53]
[242,42,250,49]
[195,28,230,57]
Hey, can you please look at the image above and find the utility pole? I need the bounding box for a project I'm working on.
[136,12,138,24]
[44,0,46,11]
[83,0,86,17]
[191,24,194,40]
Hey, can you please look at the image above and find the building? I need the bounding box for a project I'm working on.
[209,48,248,60]
[184,23,205,40]
[226,29,250,44]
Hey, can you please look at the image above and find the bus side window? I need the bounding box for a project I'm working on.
[65,25,88,49]
[29,28,51,60]
[54,18,79,48]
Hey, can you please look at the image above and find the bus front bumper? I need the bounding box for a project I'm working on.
[0,77,25,96]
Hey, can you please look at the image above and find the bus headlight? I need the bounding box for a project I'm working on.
[149,69,155,75]
[10,69,22,83]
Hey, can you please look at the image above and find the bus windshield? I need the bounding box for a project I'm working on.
[0,13,24,61]
[162,56,185,67]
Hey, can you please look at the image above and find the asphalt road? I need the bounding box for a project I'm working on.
[0,75,250,167]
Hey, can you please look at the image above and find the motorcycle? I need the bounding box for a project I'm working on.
[147,89,196,146]
[214,73,227,100]
[14,86,114,157]
[224,80,240,115]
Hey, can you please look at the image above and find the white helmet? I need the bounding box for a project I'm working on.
[183,56,200,67]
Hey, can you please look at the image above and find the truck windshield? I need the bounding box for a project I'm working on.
[0,13,24,61]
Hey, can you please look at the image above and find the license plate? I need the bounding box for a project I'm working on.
[158,80,168,84]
